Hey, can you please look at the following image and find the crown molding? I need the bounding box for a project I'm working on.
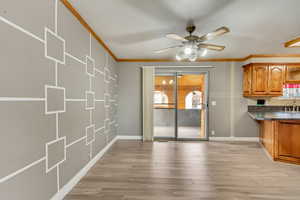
[62,0,300,63]
[245,54,300,59]
[60,0,118,61]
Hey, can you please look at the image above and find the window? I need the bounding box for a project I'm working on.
[185,91,202,109]
[154,91,168,104]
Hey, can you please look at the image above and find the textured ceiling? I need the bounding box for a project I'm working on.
[69,0,300,59]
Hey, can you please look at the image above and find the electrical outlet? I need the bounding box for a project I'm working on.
[211,130,215,136]
[211,101,217,106]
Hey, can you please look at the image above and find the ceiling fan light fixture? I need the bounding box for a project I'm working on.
[184,46,193,55]
[201,49,208,57]
[215,28,228,35]
[188,54,197,62]
[175,49,185,61]
[155,24,229,60]
[188,48,198,61]
[285,37,300,48]
[175,54,182,61]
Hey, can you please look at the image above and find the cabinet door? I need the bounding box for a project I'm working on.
[243,65,251,96]
[277,121,300,160]
[267,65,285,95]
[286,64,300,83]
[252,64,268,95]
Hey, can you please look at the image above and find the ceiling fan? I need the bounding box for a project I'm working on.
[154,25,230,61]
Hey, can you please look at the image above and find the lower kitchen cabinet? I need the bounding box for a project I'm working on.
[260,120,300,165]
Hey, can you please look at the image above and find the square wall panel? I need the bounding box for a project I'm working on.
[45,85,66,114]
[45,28,65,64]
[86,125,95,145]
[46,137,66,173]
[86,91,95,110]
[86,56,95,76]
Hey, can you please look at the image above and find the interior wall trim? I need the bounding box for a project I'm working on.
[209,137,259,142]
[60,0,118,61]
[117,135,259,142]
[50,136,118,200]
[117,136,143,140]
[62,0,300,63]
[50,135,141,200]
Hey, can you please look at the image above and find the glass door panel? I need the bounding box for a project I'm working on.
[177,73,207,140]
[153,75,176,139]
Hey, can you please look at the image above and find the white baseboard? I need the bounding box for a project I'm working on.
[209,137,259,142]
[51,136,118,200]
[117,136,259,142]
[117,135,142,140]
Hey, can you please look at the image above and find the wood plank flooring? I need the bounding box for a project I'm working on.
[65,141,300,200]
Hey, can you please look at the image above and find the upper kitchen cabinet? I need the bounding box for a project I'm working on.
[285,64,300,83]
[268,65,285,95]
[252,64,269,95]
[243,64,252,96]
[243,63,285,97]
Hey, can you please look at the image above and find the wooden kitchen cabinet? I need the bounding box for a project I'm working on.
[260,120,275,157]
[243,64,252,96]
[276,120,300,163]
[285,64,300,83]
[268,65,285,95]
[260,120,300,165]
[252,64,269,95]
[243,63,285,97]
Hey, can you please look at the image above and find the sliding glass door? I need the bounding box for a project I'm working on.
[153,71,208,141]
[153,74,176,139]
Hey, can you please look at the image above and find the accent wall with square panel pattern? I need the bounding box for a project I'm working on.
[0,0,118,199]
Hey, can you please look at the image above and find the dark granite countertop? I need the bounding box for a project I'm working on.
[248,111,300,120]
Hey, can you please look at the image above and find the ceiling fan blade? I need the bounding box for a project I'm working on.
[166,34,187,41]
[198,43,225,51]
[154,45,182,53]
[198,26,230,42]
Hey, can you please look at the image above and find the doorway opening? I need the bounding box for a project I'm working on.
[153,72,208,141]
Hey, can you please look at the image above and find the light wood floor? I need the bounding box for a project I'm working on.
[65,141,300,200]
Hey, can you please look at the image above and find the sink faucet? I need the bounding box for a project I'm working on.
[285,100,299,112]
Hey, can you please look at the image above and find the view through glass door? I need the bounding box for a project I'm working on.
[177,73,207,140]
[153,74,176,139]
[153,71,208,140]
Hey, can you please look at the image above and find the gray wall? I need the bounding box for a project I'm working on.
[117,62,259,138]
[154,109,201,126]
[0,0,118,199]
